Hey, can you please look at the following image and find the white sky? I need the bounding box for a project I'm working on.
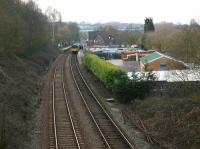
[24,0,200,24]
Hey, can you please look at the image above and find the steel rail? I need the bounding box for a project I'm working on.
[52,67,59,149]
[70,54,136,149]
[62,58,81,149]
[51,53,81,149]
[74,56,135,149]
[70,55,112,149]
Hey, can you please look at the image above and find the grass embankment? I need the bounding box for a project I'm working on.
[0,49,58,148]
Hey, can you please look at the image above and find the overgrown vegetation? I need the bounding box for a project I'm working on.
[83,52,200,148]
[128,20,200,148]
[0,0,61,148]
[0,0,52,57]
[0,50,58,148]
[128,96,200,149]
[144,21,200,64]
[83,53,155,103]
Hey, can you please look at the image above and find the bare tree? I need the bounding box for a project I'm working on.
[45,7,62,43]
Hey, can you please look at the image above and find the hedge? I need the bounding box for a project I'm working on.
[83,53,127,89]
[83,53,156,103]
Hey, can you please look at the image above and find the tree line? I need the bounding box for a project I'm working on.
[0,0,51,56]
[0,0,79,148]
[144,21,200,64]
[0,0,80,57]
[0,0,53,148]
[55,22,80,46]
[90,18,200,65]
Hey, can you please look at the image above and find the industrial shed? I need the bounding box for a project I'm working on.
[140,51,188,71]
[121,50,155,61]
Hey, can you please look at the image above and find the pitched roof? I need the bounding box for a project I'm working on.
[141,51,162,64]
[140,51,189,68]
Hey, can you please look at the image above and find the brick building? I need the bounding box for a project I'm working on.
[140,51,188,71]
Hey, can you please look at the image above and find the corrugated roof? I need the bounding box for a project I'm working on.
[128,69,200,82]
[141,51,162,64]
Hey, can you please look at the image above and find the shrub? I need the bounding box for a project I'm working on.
[83,53,156,103]
[83,53,127,89]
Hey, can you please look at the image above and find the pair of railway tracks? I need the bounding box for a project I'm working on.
[49,52,135,149]
[49,54,83,149]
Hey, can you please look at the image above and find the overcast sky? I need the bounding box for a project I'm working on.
[23,0,200,24]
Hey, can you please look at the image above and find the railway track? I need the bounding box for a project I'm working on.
[70,54,135,149]
[49,54,85,149]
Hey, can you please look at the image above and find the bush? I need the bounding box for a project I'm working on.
[112,74,155,103]
[132,96,200,148]
[83,53,156,103]
[83,53,127,89]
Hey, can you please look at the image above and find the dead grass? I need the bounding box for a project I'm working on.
[127,95,200,149]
